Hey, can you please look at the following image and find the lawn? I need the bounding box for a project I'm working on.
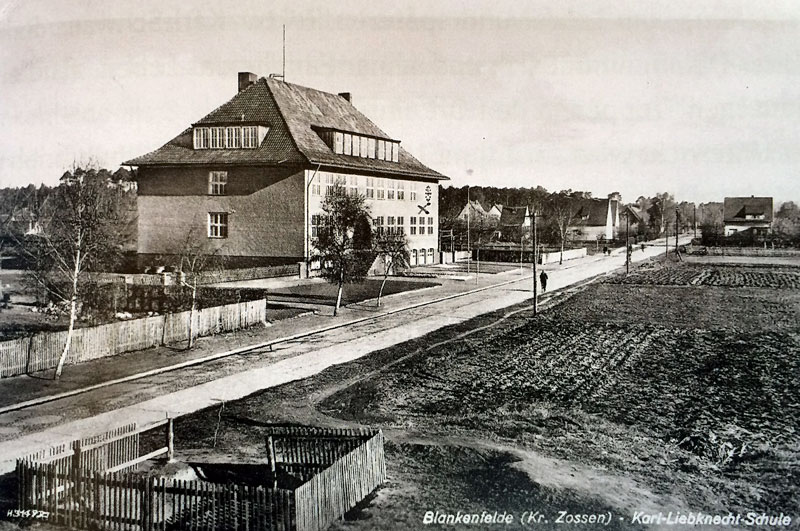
[152,259,800,529]
[267,279,439,305]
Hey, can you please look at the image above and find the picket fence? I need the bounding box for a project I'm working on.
[0,299,268,378]
[17,424,385,531]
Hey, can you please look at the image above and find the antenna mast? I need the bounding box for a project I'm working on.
[282,24,286,81]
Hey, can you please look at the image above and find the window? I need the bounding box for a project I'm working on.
[343,133,352,155]
[208,171,227,195]
[397,216,404,234]
[325,173,335,195]
[397,181,405,200]
[374,216,384,236]
[427,248,434,262]
[208,213,228,238]
[376,178,385,200]
[225,127,241,148]
[387,216,395,235]
[428,226,434,235]
[419,217,426,225]
[194,128,209,149]
[348,175,359,196]
[367,137,376,159]
[411,226,417,235]
[377,140,385,160]
[242,126,258,148]
[410,216,417,226]
[391,142,399,162]
[310,173,321,196]
[420,248,427,265]
[412,249,418,266]
[410,183,418,202]
[365,177,375,199]
[387,180,395,200]
[210,127,225,149]
[334,132,344,154]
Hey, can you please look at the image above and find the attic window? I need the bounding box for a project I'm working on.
[316,128,399,162]
[194,125,267,150]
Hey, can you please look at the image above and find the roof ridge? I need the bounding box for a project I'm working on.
[263,78,310,166]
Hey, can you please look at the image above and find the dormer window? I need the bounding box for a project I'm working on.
[315,127,400,162]
[193,125,268,150]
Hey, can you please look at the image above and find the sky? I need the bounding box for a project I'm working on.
[1,0,799,204]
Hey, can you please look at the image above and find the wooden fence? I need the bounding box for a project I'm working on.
[17,425,385,531]
[0,299,268,378]
[706,247,800,257]
[290,428,386,531]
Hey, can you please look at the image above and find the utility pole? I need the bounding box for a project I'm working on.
[532,210,538,315]
[675,207,679,251]
[693,203,697,240]
[626,211,630,275]
[466,185,470,274]
[664,222,668,259]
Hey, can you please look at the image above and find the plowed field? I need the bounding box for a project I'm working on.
[170,259,800,529]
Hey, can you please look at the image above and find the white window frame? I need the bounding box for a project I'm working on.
[208,212,228,238]
[397,181,405,200]
[343,133,352,155]
[365,177,374,199]
[377,139,385,160]
[334,132,344,154]
[410,183,417,202]
[193,127,209,149]
[225,127,241,148]
[387,180,395,200]
[242,126,259,148]
[208,171,227,195]
[376,178,385,200]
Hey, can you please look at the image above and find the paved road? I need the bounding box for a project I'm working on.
[0,238,686,472]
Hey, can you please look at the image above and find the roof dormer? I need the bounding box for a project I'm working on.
[314,127,400,162]
[193,124,269,150]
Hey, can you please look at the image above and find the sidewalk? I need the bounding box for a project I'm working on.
[0,238,686,472]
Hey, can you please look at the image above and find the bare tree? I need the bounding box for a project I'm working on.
[17,165,123,379]
[374,230,410,307]
[313,184,373,316]
[175,231,224,349]
[548,192,577,265]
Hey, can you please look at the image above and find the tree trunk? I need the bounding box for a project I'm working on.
[187,281,197,349]
[377,258,391,307]
[377,274,389,307]
[334,282,343,316]
[55,251,81,380]
[559,238,565,265]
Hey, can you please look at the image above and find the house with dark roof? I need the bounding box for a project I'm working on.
[723,196,773,237]
[566,193,621,241]
[456,200,500,223]
[498,205,530,229]
[125,73,448,270]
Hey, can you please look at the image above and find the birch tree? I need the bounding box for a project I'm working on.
[374,231,410,307]
[313,184,373,316]
[19,166,122,379]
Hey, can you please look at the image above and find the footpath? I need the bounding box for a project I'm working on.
[0,238,685,473]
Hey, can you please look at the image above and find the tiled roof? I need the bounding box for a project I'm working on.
[124,77,446,180]
[723,197,773,223]
[570,198,610,227]
[499,205,529,226]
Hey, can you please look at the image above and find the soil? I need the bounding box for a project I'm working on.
[135,258,800,529]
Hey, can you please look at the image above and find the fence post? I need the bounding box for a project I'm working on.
[266,436,277,489]
[166,417,174,462]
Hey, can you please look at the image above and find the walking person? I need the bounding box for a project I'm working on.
[539,270,548,293]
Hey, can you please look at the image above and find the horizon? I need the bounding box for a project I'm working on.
[1,1,799,205]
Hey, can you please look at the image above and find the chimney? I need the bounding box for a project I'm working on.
[238,72,257,92]
[608,192,621,203]
[338,92,352,104]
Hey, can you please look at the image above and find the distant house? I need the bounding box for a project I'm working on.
[498,205,530,230]
[567,193,621,241]
[723,196,773,237]
[485,204,502,219]
[457,200,495,223]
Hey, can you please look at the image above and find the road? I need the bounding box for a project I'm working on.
[0,238,687,472]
